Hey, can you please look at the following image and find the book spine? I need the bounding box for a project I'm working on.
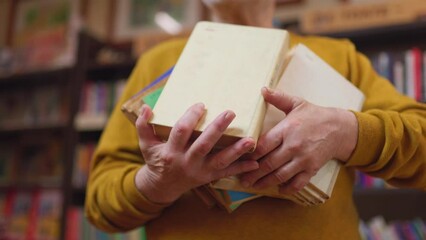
[247,37,289,147]
[412,48,423,102]
[191,186,217,208]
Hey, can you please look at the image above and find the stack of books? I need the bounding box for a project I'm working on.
[121,21,365,212]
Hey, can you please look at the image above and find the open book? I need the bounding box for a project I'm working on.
[121,21,365,212]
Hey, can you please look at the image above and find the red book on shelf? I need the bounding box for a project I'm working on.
[65,207,81,240]
[412,47,423,102]
[26,190,40,240]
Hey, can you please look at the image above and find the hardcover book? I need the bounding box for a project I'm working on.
[211,44,365,207]
[121,22,365,211]
[147,21,290,149]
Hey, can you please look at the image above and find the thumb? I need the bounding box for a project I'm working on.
[135,104,162,151]
[261,87,303,114]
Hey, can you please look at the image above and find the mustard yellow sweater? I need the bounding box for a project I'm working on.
[85,33,426,239]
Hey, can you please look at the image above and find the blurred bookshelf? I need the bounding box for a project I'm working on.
[299,18,426,235]
[319,21,426,51]
[0,31,135,239]
[294,3,426,236]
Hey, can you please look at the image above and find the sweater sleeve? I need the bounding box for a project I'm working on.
[84,39,187,232]
[344,42,426,189]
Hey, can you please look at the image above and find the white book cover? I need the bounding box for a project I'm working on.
[149,21,290,148]
[213,44,365,202]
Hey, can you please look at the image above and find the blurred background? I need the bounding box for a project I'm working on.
[0,0,425,239]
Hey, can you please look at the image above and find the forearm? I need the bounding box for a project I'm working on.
[347,108,426,188]
[345,46,426,188]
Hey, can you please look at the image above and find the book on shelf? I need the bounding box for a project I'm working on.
[0,190,62,239]
[75,79,126,130]
[359,216,426,240]
[368,48,425,102]
[0,86,69,130]
[7,191,36,239]
[34,190,62,240]
[121,21,365,212]
[72,143,96,189]
[14,136,64,187]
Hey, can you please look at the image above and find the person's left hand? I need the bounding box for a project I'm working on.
[239,87,358,194]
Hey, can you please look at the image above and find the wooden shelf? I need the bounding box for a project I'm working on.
[74,113,108,131]
[0,183,63,191]
[353,188,426,221]
[0,124,69,136]
[0,67,73,87]
[71,187,86,206]
[87,59,136,72]
[313,20,426,50]
[85,60,136,80]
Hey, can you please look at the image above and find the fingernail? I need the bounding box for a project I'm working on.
[243,140,254,149]
[224,111,235,121]
[196,102,205,108]
[262,87,272,94]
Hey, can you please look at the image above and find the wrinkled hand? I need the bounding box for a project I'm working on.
[134,103,258,204]
[240,87,358,195]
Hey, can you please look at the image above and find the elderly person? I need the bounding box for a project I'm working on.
[85,1,426,239]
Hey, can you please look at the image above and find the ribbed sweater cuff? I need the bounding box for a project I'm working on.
[345,111,385,167]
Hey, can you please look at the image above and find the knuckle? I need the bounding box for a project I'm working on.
[210,120,225,132]
[160,152,174,165]
[261,159,276,173]
[285,118,302,131]
[287,141,303,154]
[255,141,268,155]
[214,159,228,170]
[194,140,211,157]
[273,171,287,184]
[174,122,191,137]
[297,156,311,168]
[301,155,321,175]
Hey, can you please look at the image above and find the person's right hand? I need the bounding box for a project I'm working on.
[134,103,258,204]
